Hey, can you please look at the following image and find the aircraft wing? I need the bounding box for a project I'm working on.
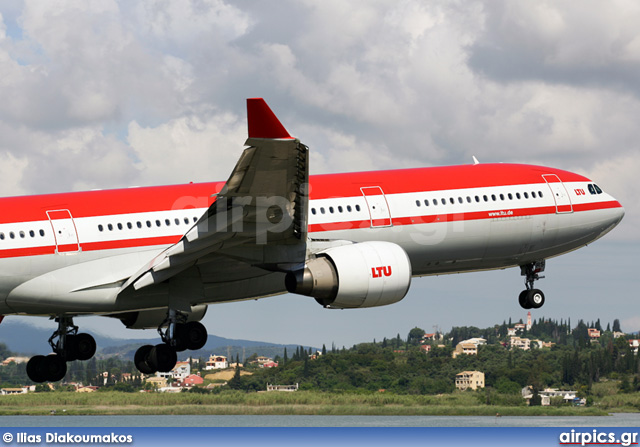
[119,99,309,296]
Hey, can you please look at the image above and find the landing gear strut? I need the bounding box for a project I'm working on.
[134,310,208,375]
[518,260,546,309]
[26,316,96,383]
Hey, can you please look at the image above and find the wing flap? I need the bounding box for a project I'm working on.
[120,99,309,294]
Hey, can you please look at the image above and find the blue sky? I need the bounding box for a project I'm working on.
[0,0,637,348]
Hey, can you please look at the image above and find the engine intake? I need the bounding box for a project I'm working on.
[285,241,412,309]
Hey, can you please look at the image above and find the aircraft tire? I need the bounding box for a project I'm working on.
[75,333,97,361]
[518,290,531,309]
[173,325,189,352]
[150,344,177,373]
[65,335,79,362]
[184,322,208,351]
[26,355,47,383]
[43,354,67,382]
[134,345,156,374]
[529,289,545,309]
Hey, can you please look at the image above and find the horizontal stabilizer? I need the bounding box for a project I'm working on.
[247,98,293,139]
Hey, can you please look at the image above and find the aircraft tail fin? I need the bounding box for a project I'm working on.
[247,98,293,139]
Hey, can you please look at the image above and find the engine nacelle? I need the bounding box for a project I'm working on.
[285,241,412,309]
[115,305,208,329]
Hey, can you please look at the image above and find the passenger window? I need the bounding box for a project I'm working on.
[155,220,161,227]
[127,222,133,229]
[483,195,488,202]
[137,221,142,228]
[29,230,34,237]
[108,224,113,231]
[475,196,480,202]
[0,233,4,240]
[117,223,123,230]
[19,231,25,238]
[441,198,446,205]
[39,230,45,237]
[508,193,513,200]
[165,219,171,226]
[311,208,316,215]
[499,194,504,200]
[9,232,15,239]
[347,205,352,212]
[466,197,471,203]
[458,197,463,204]
[98,225,104,232]
[424,200,429,207]
[532,192,537,198]
[184,218,189,224]
[175,218,180,225]
[449,198,455,204]
[338,206,343,213]
[320,208,325,214]
[433,199,438,206]
[538,191,543,198]
[491,194,496,201]
[146,221,152,228]
[516,193,521,199]
[329,207,334,213]
[524,192,529,199]
[355,205,361,211]
[416,200,421,207]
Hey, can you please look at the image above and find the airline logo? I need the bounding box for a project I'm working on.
[371,266,392,278]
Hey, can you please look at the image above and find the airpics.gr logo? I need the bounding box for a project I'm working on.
[559,429,638,447]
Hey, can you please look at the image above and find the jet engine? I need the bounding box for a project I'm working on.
[285,241,412,308]
[114,305,208,329]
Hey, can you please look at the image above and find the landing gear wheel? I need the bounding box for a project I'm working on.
[74,333,97,361]
[183,322,208,351]
[149,344,177,373]
[518,290,531,309]
[134,345,156,374]
[43,354,67,382]
[173,325,190,352]
[65,335,79,362]
[26,355,47,383]
[528,289,545,309]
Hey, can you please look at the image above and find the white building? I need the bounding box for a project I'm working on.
[157,361,190,380]
[455,371,485,391]
[205,355,228,370]
[510,336,531,350]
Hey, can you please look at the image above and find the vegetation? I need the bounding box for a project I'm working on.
[0,316,638,416]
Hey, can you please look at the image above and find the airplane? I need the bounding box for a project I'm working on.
[0,99,624,383]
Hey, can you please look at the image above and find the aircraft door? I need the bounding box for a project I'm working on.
[46,209,80,253]
[360,186,392,227]
[542,174,573,214]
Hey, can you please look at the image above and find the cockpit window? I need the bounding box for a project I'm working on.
[594,184,603,194]
[588,184,596,195]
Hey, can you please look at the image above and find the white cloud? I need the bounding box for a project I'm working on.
[128,110,246,186]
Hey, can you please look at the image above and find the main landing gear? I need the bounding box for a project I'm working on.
[518,260,546,309]
[26,316,96,383]
[134,310,207,374]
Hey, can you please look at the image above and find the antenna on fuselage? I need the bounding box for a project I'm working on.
[472,156,480,165]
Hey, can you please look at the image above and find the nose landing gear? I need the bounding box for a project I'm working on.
[518,260,546,309]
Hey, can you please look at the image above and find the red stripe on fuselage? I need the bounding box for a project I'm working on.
[307,164,589,199]
[0,164,588,223]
